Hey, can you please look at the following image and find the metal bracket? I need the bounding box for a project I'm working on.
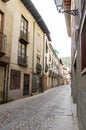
[62,9,78,16]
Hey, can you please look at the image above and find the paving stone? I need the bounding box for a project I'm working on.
[0,85,79,130]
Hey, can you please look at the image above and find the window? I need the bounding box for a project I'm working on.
[37,34,41,52]
[20,16,28,42]
[18,42,27,66]
[81,17,86,71]
[46,40,48,53]
[37,56,40,63]
[0,13,2,29]
[45,57,48,72]
[0,11,4,32]
[10,70,21,90]
[19,42,26,58]
[49,55,51,62]
[45,57,47,65]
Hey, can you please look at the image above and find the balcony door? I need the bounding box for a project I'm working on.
[23,74,29,96]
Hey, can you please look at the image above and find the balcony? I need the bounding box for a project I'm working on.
[1,0,9,2]
[36,63,42,74]
[0,32,7,57]
[0,56,10,66]
[18,56,28,67]
[19,31,29,44]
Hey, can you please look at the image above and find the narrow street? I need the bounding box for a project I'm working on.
[0,85,78,130]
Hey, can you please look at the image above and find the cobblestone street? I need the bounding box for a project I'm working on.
[0,85,79,130]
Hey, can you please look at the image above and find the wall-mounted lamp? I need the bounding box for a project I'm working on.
[54,0,78,16]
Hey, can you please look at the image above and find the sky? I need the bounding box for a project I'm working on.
[31,0,71,57]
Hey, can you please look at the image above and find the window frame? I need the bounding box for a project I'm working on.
[0,11,4,33]
[20,15,28,43]
[10,70,21,90]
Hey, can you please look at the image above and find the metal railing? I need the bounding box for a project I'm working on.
[20,30,29,43]
[18,56,28,67]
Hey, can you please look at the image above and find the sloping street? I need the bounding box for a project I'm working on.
[0,85,78,130]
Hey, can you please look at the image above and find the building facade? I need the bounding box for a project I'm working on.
[0,0,10,103]
[63,0,86,130]
[47,43,59,89]
[0,0,51,102]
[0,0,68,104]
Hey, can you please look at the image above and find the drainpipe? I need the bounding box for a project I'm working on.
[31,21,36,95]
[5,64,9,102]
[32,21,35,74]
[42,34,46,92]
[3,64,9,103]
[3,66,6,103]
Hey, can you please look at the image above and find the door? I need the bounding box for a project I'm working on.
[23,74,29,96]
[44,77,47,90]
[39,77,43,92]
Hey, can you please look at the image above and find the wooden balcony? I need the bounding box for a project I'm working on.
[19,31,29,44]
[36,63,42,74]
[0,32,7,57]
[18,56,28,67]
[0,56,10,66]
[1,0,9,2]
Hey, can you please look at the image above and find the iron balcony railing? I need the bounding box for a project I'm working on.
[20,30,29,44]
[18,56,28,67]
[0,32,7,57]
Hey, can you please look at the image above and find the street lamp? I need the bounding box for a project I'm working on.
[54,0,78,16]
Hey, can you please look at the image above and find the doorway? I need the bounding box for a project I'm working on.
[23,74,29,96]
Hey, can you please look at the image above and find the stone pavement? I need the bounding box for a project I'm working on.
[0,85,79,130]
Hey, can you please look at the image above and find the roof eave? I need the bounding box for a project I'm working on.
[21,0,51,41]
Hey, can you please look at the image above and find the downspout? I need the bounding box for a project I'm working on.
[42,34,46,92]
[3,66,6,103]
[5,64,9,102]
[32,21,35,74]
[31,21,36,95]
[3,64,9,103]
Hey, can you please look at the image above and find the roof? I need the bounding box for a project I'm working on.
[21,0,51,41]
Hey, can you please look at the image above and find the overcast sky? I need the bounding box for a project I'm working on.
[31,0,71,57]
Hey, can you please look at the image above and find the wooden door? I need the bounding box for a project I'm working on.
[39,77,43,92]
[23,74,29,96]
